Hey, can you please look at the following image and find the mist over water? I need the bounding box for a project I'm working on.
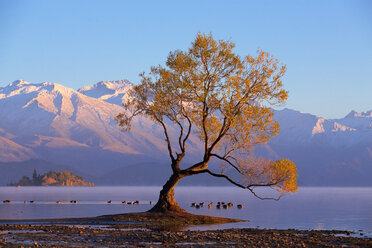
[0,186,371,234]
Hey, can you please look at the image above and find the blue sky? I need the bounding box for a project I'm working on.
[0,0,371,118]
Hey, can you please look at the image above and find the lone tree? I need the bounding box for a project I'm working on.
[116,33,297,213]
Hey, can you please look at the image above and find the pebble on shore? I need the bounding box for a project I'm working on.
[0,223,370,247]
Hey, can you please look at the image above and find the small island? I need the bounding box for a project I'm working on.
[9,169,94,186]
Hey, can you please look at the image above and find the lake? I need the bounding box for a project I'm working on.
[0,186,371,235]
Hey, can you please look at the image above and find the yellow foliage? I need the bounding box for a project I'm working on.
[117,33,298,198]
[268,159,298,193]
[234,156,298,194]
[41,176,57,186]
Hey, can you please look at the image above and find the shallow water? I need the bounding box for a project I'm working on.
[0,186,371,234]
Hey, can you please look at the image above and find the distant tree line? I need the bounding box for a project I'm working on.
[8,169,94,186]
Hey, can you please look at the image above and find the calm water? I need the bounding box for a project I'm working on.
[0,186,371,234]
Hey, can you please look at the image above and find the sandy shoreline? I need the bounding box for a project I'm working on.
[0,213,371,247]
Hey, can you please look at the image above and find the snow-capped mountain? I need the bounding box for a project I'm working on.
[0,79,371,186]
[0,80,202,178]
[0,80,145,153]
[80,80,372,186]
[333,110,372,131]
[272,108,356,144]
[78,80,133,105]
[267,108,372,185]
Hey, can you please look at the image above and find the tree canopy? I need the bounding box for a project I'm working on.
[117,33,297,211]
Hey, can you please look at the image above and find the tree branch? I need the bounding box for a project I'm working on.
[173,118,185,154]
[208,116,229,153]
[201,53,211,160]
[202,105,209,159]
[204,169,282,200]
[154,115,176,164]
[247,187,282,201]
[182,113,192,152]
[183,161,207,172]
[210,153,242,174]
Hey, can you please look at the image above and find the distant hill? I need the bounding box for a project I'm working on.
[9,169,94,186]
[0,79,371,186]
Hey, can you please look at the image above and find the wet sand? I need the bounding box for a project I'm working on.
[0,213,371,247]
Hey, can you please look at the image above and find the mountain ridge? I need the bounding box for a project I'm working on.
[0,79,371,186]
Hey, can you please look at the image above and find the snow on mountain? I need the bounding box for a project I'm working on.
[0,80,164,168]
[0,79,371,186]
[78,80,133,105]
[0,80,157,152]
[333,110,372,131]
[78,80,372,186]
[266,108,372,186]
[78,82,362,148]
[272,108,356,146]
[345,110,372,118]
[0,80,204,177]
[78,81,360,144]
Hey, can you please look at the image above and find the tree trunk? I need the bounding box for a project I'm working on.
[148,172,186,213]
